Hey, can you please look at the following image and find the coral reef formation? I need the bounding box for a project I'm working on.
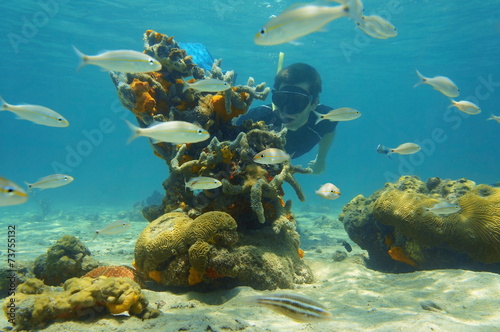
[134,211,312,290]
[340,176,500,272]
[34,235,99,285]
[3,277,158,330]
[111,31,314,290]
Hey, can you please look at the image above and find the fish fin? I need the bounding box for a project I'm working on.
[24,182,33,192]
[125,120,140,143]
[181,79,189,93]
[447,99,457,108]
[288,40,303,46]
[313,111,324,125]
[0,95,8,111]
[413,69,426,88]
[72,45,88,72]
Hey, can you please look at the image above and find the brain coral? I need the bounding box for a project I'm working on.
[374,186,500,264]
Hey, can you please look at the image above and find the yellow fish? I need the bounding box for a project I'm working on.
[449,99,481,115]
[26,174,74,190]
[377,143,421,158]
[0,96,69,127]
[487,114,500,123]
[126,120,210,144]
[357,15,397,39]
[414,70,460,98]
[0,177,28,207]
[73,46,162,73]
[254,1,351,46]
[314,107,361,124]
[253,148,290,165]
[182,78,231,93]
[93,220,131,240]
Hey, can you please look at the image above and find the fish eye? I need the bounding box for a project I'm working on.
[197,129,203,134]
[5,186,15,194]
[260,28,266,35]
[63,176,68,180]
[58,118,63,121]
[149,59,155,65]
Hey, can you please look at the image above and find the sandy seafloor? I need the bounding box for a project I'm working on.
[1,204,500,332]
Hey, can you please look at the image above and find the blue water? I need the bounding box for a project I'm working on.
[0,0,499,212]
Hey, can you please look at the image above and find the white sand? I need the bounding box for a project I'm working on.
[1,207,500,331]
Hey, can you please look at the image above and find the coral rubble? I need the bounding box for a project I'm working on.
[111,31,313,290]
[340,176,500,272]
[34,235,99,286]
[3,277,158,330]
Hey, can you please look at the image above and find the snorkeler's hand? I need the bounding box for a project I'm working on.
[308,156,324,175]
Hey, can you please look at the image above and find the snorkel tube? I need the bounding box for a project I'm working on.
[272,52,285,112]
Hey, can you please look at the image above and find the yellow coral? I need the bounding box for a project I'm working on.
[105,291,139,315]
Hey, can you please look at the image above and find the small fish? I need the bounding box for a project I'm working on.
[93,220,131,239]
[182,78,231,93]
[0,96,69,127]
[126,120,210,144]
[253,148,290,165]
[339,240,352,252]
[26,174,73,190]
[254,1,350,46]
[0,177,28,207]
[487,114,500,123]
[185,177,222,190]
[357,15,397,39]
[414,70,460,98]
[315,183,341,200]
[244,293,332,323]
[73,46,162,73]
[449,99,481,115]
[314,107,361,124]
[377,143,421,157]
[425,202,461,216]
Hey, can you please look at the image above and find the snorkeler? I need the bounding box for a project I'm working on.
[236,63,337,175]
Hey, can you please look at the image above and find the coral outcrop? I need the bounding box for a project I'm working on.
[134,211,312,290]
[3,277,159,330]
[82,265,146,288]
[34,235,99,285]
[341,176,500,272]
[110,30,313,290]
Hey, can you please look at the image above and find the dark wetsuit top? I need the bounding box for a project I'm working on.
[236,104,338,159]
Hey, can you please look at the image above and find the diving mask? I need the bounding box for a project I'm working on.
[272,86,313,115]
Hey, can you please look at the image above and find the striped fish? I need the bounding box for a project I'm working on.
[244,293,332,323]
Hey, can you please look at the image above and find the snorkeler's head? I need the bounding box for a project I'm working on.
[273,63,322,101]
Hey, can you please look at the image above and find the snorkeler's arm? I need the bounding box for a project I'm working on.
[311,130,336,175]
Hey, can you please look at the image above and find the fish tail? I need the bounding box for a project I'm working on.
[125,120,140,143]
[72,45,88,72]
[181,79,189,93]
[0,95,8,111]
[413,69,426,88]
[313,111,324,125]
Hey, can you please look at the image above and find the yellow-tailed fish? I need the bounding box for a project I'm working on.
[487,114,500,123]
[414,70,460,98]
[377,143,421,158]
[357,15,397,39]
[0,177,28,207]
[0,96,69,127]
[253,148,290,165]
[314,107,361,124]
[73,46,162,73]
[243,293,332,323]
[126,120,210,144]
[182,78,231,93]
[93,220,131,239]
[185,177,222,190]
[254,1,351,46]
[449,99,481,115]
[315,183,341,200]
[425,202,461,216]
[26,174,73,190]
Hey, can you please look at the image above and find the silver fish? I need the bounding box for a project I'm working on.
[244,293,332,323]
[126,120,210,144]
[314,107,361,124]
[182,78,231,93]
[93,220,131,239]
[185,177,222,190]
[357,15,397,39]
[26,174,74,190]
[253,148,290,165]
[425,202,461,216]
[315,183,341,200]
[0,177,28,207]
[73,46,162,73]
[0,96,69,127]
[414,70,459,98]
[449,99,481,115]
